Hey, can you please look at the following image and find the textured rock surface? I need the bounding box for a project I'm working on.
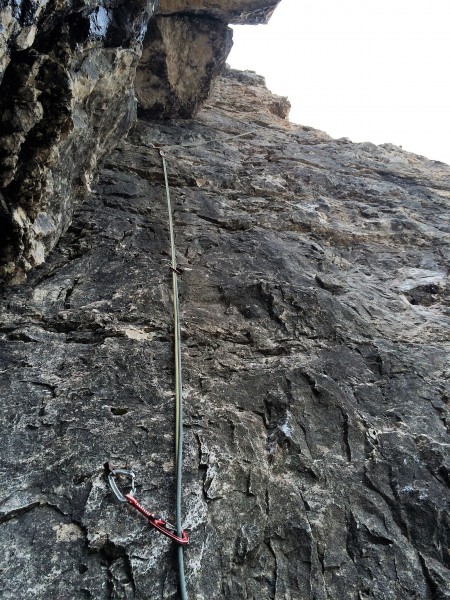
[0,0,160,282]
[136,14,232,118]
[157,0,281,24]
[0,0,277,282]
[0,68,449,599]
[136,0,283,118]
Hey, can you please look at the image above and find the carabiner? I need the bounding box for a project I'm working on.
[107,466,189,545]
[108,468,136,503]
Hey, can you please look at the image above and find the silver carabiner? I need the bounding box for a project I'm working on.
[108,468,136,503]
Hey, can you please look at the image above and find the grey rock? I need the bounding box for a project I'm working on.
[136,14,232,119]
[156,0,282,24]
[0,67,448,598]
[0,1,276,282]
[0,0,159,282]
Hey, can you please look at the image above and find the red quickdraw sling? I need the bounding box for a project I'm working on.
[107,466,189,546]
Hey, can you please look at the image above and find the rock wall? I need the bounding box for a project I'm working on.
[0,0,281,282]
[0,67,449,599]
[0,0,160,281]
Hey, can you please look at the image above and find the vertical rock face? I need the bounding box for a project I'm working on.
[0,0,281,282]
[0,68,449,598]
[0,0,159,282]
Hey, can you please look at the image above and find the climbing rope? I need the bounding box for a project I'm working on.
[144,129,253,152]
[107,147,189,599]
[160,147,188,600]
[107,130,255,596]
[156,133,254,597]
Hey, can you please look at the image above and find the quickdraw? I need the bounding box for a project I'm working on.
[108,467,189,546]
[104,133,253,598]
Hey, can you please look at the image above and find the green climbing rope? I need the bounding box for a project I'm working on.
[160,149,187,600]
[156,130,253,598]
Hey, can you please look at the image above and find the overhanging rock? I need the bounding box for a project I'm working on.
[136,14,233,118]
[157,0,281,24]
[0,0,281,282]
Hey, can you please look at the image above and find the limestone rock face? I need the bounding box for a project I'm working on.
[0,1,278,282]
[0,68,449,599]
[136,14,232,118]
[0,0,159,282]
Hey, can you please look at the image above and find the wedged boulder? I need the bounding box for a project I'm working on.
[136,14,232,118]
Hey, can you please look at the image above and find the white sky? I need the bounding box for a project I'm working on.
[228,0,450,165]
